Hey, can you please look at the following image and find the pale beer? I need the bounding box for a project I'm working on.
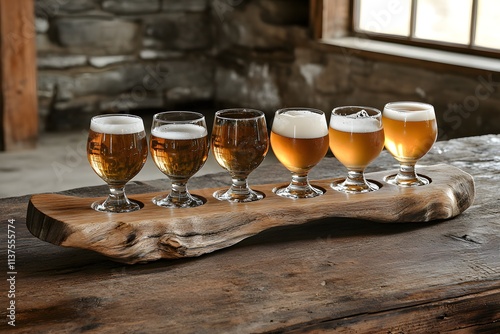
[150,124,209,179]
[271,109,329,174]
[87,115,148,185]
[329,114,384,171]
[383,102,437,163]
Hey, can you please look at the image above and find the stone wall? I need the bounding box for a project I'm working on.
[36,0,213,131]
[35,0,500,139]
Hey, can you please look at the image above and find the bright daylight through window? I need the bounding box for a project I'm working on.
[354,0,500,53]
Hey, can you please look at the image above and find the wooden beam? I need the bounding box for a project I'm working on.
[0,0,38,151]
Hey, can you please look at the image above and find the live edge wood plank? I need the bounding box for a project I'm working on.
[26,164,475,264]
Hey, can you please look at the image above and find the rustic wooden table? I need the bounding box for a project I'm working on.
[1,134,499,333]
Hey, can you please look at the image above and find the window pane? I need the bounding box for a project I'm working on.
[357,0,412,36]
[415,0,472,45]
[475,0,500,50]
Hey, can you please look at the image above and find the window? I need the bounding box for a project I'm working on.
[352,0,500,55]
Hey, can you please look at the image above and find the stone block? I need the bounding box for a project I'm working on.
[99,93,165,113]
[38,55,88,69]
[214,1,291,49]
[215,61,281,114]
[143,13,212,50]
[54,17,140,55]
[102,0,161,14]
[35,17,49,33]
[162,0,208,12]
[35,0,98,18]
[139,49,184,60]
[38,72,75,100]
[89,55,136,68]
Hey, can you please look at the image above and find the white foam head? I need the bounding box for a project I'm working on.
[272,109,328,138]
[383,102,435,122]
[90,115,144,134]
[152,124,207,140]
[330,109,382,133]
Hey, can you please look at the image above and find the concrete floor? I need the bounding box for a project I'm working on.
[0,131,278,199]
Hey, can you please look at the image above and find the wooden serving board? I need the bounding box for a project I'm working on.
[26,164,475,264]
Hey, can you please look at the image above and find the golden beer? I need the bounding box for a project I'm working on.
[383,104,437,163]
[150,124,209,179]
[271,133,329,173]
[329,127,384,170]
[87,116,148,185]
[211,112,269,174]
[329,106,384,193]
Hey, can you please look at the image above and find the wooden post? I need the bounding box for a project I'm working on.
[0,0,38,151]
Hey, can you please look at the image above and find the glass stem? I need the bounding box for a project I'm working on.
[106,184,130,206]
[169,181,190,204]
[344,170,367,189]
[230,175,250,196]
[289,173,310,192]
[397,162,418,183]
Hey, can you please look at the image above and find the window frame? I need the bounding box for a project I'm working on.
[353,0,500,57]
[310,0,500,59]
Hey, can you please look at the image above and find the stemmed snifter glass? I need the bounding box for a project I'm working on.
[270,107,329,199]
[87,114,148,213]
[211,108,269,203]
[329,106,385,194]
[150,111,209,208]
[382,102,438,187]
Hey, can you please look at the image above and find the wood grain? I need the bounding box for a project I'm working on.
[26,164,475,264]
[0,0,38,151]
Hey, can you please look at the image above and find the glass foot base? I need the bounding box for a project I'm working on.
[273,184,325,199]
[213,188,265,203]
[91,200,142,213]
[152,193,205,208]
[384,174,431,187]
[330,179,380,194]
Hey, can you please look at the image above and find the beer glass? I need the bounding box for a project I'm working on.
[211,108,269,202]
[150,111,209,208]
[87,114,148,213]
[383,102,438,187]
[329,106,385,193]
[271,108,329,199]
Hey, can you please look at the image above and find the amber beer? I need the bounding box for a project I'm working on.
[383,102,437,163]
[271,110,329,174]
[87,115,148,184]
[150,124,209,179]
[329,113,384,171]
[211,112,269,174]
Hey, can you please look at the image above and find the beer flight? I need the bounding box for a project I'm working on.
[87,102,438,213]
